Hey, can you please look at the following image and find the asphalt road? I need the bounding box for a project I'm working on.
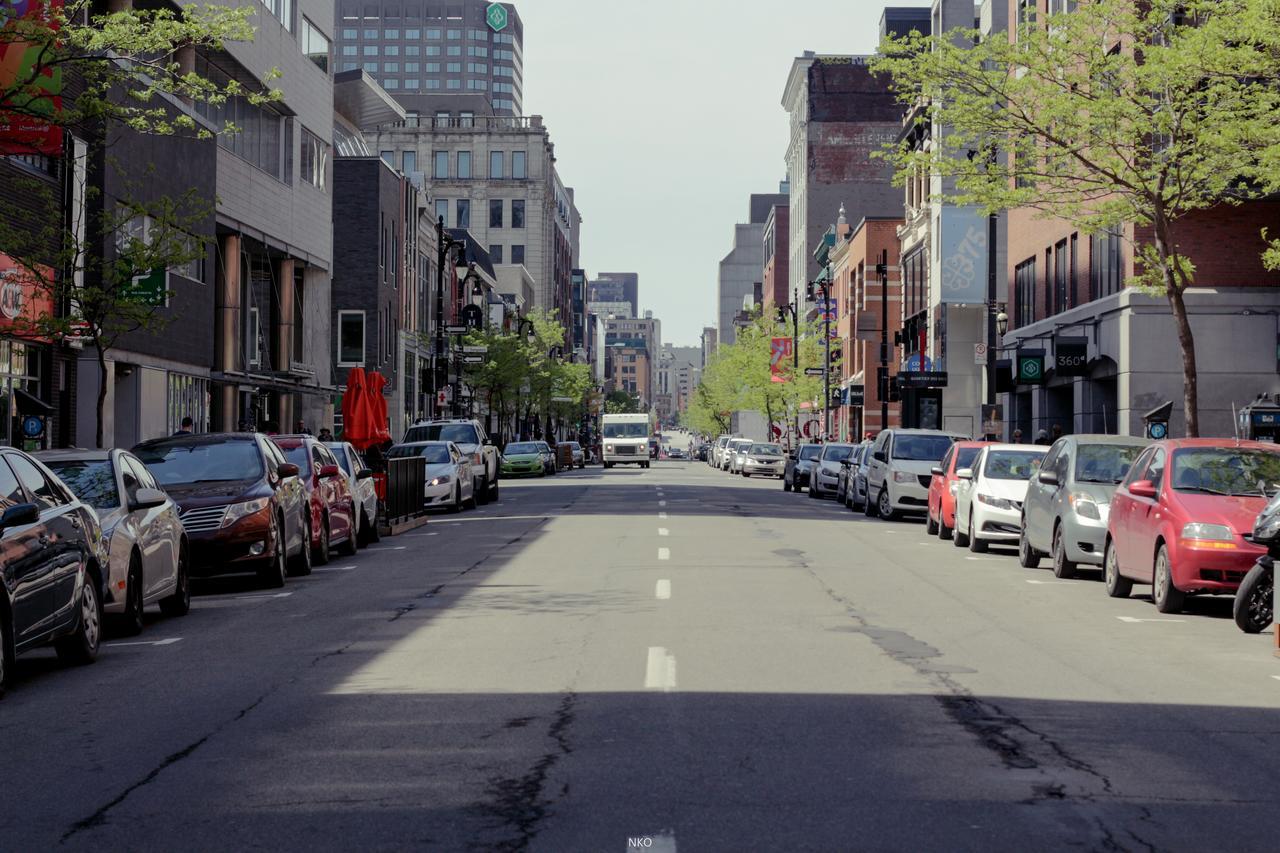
[2,449,1278,852]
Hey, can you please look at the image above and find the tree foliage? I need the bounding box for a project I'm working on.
[871,0,1280,436]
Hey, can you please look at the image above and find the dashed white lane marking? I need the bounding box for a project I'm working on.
[1116,616,1186,623]
[313,565,357,572]
[658,501,667,507]
[658,548,670,561]
[658,528,669,536]
[1025,579,1075,585]
[655,579,671,600]
[1272,676,1280,683]
[644,646,677,691]
[658,512,668,519]
[439,515,551,523]
[392,546,408,550]
[106,637,183,648]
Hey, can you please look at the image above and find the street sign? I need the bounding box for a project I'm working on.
[974,343,988,366]
[896,371,949,389]
[1054,336,1088,377]
[485,2,509,31]
[551,396,574,403]
[462,354,485,364]
[804,367,825,377]
[462,345,488,353]
[1017,350,1046,384]
[445,325,468,335]
[847,385,865,407]
[904,353,933,372]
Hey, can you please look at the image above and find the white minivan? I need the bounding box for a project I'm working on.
[863,429,961,520]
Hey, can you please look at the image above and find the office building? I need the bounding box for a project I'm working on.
[589,272,639,318]
[719,193,785,345]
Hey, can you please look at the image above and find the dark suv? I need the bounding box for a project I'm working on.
[133,433,309,587]
[0,448,107,696]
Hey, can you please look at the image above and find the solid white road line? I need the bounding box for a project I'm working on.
[1025,579,1075,585]
[658,528,669,536]
[658,547,670,561]
[644,646,677,691]
[1272,675,1280,683]
[440,514,551,523]
[106,637,183,648]
[1116,616,1186,623]
[313,565,358,572]
[655,579,671,600]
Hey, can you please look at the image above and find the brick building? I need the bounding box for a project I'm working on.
[762,200,790,310]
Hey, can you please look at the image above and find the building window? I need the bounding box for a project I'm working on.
[338,311,365,366]
[468,45,488,57]
[383,62,398,72]
[1053,239,1068,314]
[363,45,378,56]
[459,111,474,127]
[426,45,441,56]
[457,150,471,178]
[248,307,261,366]
[362,62,378,72]
[341,61,357,70]
[446,28,461,39]
[446,61,461,73]
[1016,0,1036,39]
[426,27,441,38]
[490,151,504,179]
[511,244,524,265]
[405,28,419,38]
[403,78,418,89]
[405,45,419,56]
[1015,257,1037,328]
[342,28,356,38]
[434,198,448,224]
[456,199,470,228]
[402,150,416,173]
[385,45,399,56]
[300,127,328,189]
[405,62,419,72]
[260,0,293,31]
[446,78,461,89]
[433,150,448,178]
[1069,233,1078,308]
[380,149,393,166]
[512,150,526,179]
[489,199,503,228]
[426,79,441,89]
[383,28,399,38]
[447,45,461,56]
[363,28,377,38]
[511,199,525,228]
[467,62,487,74]
[1090,226,1125,299]
[301,18,331,72]
[489,244,503,264]
[426,62,440,72]
[342,45,356,56]
[467,79,487,91]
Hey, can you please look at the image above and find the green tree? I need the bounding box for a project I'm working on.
[604,390,642,414]
[872,0,1280,436]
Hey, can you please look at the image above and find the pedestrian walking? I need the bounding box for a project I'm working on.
[173,416,194,436]
[1012,428,1023,444]
[1051,423,1063,443]
[295,419,310,435]
[1034,429,1051,446]
[318,427,334,442]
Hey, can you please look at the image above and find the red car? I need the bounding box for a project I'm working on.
[927,440,989,540]
[274,435,358,566]
[1104,438,1280,613]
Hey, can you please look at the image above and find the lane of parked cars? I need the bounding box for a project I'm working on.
[709,428,1278,637]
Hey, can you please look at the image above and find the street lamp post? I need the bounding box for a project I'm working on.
[776,293,801,448]
[434,216,466,421]
[807,275,833,440]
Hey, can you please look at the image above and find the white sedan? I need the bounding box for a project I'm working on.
[40,448,189,636]
[388,441,476,512]
[327,441,380,546]
[953,444,1047,553]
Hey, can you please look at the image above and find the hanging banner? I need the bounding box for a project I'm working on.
[0,0,64,156]
[770,336,793,383]
[0,252,56,343]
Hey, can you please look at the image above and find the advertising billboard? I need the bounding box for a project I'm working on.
[938,207,989,305]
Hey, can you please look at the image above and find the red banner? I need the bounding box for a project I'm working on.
[770,336,793,383]
[0,252,56,343]
[0,0,64,156]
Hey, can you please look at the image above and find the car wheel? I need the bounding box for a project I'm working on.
[449,485,463,513]
[968,512,988,552]
[117,552,144,637]
[366,509,381,543]
[338,505,359,557]
[938,514,953,541]
[1018,525,1041,568]
[464,483,479,510]
[265,514,291,587]
[312,516,331,567]
[864,486,879,518]
[1104,539,1132,598]
[54,569,101,666]
[1233,562,1273,634]
[953,511,970,547]
[1152,544,1184,614]
[783,476,792,492]
[1051,524,1077,579]
[0,605,9,697]
[742,472,750,478]
[878,488,898,521]
[489,477,500,501]
[926,509,938,536]
[159,543,190,618]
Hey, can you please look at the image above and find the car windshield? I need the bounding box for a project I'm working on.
[389,444,452,464]
[46,459,118,510]
[566,442,581,450]
[822,445,854,462]
[983,450,1045,480]
[506,443,540,454]
[1075,443,1146,483]
[798,445,823,461]
[604,422,648,438]
[892,434,954,461]
[751,444,782,455]
[955,446,982,470]
[406,424,480,445]
[135,440,264,485]
[1170,447,1280,496]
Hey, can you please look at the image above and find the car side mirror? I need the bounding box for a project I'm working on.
[356,468,374,480]
[319,464,342,479]
[129,487,168,512]
[956,467,974,480]
[1038,470,1060,486]
[0,502,39,530]
[277,462,300,479]
[930,466,944,477]
[1129,480,1157,499]
[873,450,887,463]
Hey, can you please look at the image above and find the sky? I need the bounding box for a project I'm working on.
[520,0,932,347]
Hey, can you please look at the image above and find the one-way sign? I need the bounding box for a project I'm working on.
[804,367,825,377]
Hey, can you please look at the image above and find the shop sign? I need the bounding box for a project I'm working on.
[896,371,948,389]
[1054,336,1089,377]
[1017,349,1046,384]
[0,252,54,342]
[847,384,865,407]
[0,0,64,156]
[485,2,508,31]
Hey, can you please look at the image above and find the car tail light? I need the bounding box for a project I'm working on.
[473,452,483,465]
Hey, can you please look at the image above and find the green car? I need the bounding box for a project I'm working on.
[502,442,548,477]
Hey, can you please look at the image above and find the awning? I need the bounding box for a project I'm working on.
[14,388,53,414]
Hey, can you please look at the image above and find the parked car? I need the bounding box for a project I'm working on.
[810,444,855,499]
[275,435,358,565]
[404,419,497,502]
[711,435,732,468]
[848,443,876,511]
[784,443,823,492]
[926,441,990,539]
[326,441,380,546]
[864,429,960,520]
[741,442,785,478]
[724,438,752,472]
[564,441,586,468]
[952,444,1047,552]
[1103,439,1280,613]
[535,441,559,475]
[502,442,548,478]
[668,447,686,460]
[133,433,309,587]
[836,442,871,506]
[388,441,476,512]
[40,448,189,635]
[0,448,108,695]
[1019,435,1148,576]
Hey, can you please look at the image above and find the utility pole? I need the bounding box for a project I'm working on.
[434,216,464,421]
[822,277,831,441]
[985,211,998,438]
[792,286,799,446]
[879,248,889,432]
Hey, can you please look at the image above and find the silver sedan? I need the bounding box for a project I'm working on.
[741,443,786,478]
[39,448,189,636]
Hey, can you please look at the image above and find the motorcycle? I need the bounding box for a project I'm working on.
[1235,491,1277,634]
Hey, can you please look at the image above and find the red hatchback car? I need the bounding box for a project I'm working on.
[274,435,358,566]
[1104,438,1280,613]
[927,441,989,540]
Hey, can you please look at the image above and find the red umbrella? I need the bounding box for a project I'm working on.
[366,371,391,445]
[341,368,373,450]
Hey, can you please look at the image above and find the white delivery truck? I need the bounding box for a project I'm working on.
[602,413,651,469]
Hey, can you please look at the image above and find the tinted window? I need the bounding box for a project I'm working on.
[1123,447,1155,487]
[283,445,312,473]
[135,440,265,485]
[954,446,982,470]
[9,455,68,510]
[938,447,955,473]
[121,466,141,505]
[982,450,1045,480]
[798,445,823,461]
[891,434,954,461]
[45,459,119,511]
[505,443,540,454]
[1147,448,1167,491]
[821,445,854,462]
[1170,447,1280,496]
[1074,443,1144,484]
[405,423,481,445]
[332,447,353,474]
[126,456,159,490]
[0,459,23,510]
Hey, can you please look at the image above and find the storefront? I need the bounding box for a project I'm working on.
[0,253,56,449]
